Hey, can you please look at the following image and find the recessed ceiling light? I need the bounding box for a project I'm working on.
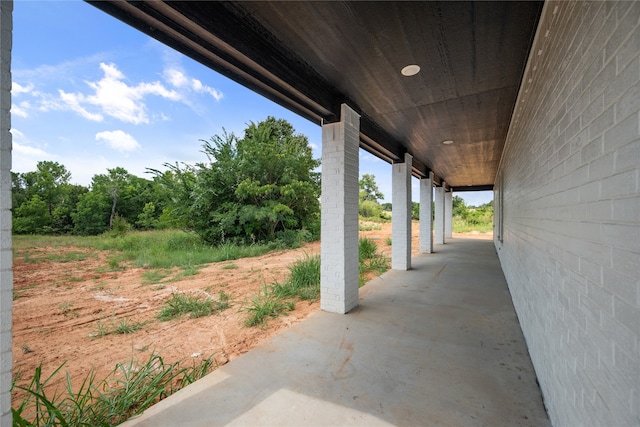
[401,64,420,76]
[442,140,454,145]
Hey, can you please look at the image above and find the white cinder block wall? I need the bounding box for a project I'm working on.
[495,1,639,426]
[0,1,12,424]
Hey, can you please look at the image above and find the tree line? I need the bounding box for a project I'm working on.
[11,117,321,244]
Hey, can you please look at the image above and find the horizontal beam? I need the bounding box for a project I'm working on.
[451,185,494,192]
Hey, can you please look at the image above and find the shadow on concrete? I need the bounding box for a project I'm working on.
[122,239,550,427]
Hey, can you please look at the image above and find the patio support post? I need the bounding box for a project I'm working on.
[320,104,360,314]
[445,190,453,239]
[434,183,445,245]
[419,172,433,253]
[392,153,412,270]
[0,1,12,424]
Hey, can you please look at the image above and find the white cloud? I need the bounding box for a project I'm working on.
[12,82,33,96]
[58,90,104,121]
[164,66,223,101]
[11,102,29,118]
[10,129,54,173]
[164,68,188,88]
[95,130,141,152]
[13,141,48,157]
[57,62,181,125]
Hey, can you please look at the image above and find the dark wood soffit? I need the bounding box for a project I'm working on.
[87,1,414,168]
[87,1,542,186]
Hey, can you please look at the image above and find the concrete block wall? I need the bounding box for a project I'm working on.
[434,185,445,245]
[444,190,452,239]
[320,104,360,314]
[419,173,433,253]
[0,1,11,424]
[391,153,412,270]
[495,1,639,426]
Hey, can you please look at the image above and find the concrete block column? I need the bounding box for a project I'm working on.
[434,184,445,245]
[0,1,12,424]
[445,190,453,239]
[419,172,433,253]
[320,104,360,314]
[392,153,412,270]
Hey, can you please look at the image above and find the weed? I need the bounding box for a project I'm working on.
[242,285,294,328]
[174,265,200,279]
[452,217,493,233]
[11,352,216,426]
[141,269,171,285]
[358,238,390,287]
[91,282,106,291]
[222,263,238,270]
[272,254,321,301]
[359,223,382,231]
[157,292,230,321]
[46,251,91,263]
[359,237,378,261]
[386,237,392,246]
[59,302,77,318]
[90,317,146,338]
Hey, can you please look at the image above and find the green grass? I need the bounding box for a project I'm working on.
[243,239,389,327]
[90,317,146,338]
[12,352,216,426]
[359,223,382,231]
[358,237,377,260]
[59,302,77,318]
[157,292,231,321]
[141,269,172,285]
[12,229,292,273]
[358,237,390,287]
[452,218,493,233]
[46,251,92,263]
[272,254,321,301]
[242,285,295,328]
[222,263,238,270]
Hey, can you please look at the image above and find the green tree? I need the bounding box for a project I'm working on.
[72,190,111,235]
[452,195,467,217]
[52,184,88,233]
[30,161,72,217]
[411,201,420,220]
[12,195,51,234]
[157,117,320,244]
[12,162,85,234]
[359,174,384,203]
[84,167,154,231]
[11,171,29,211]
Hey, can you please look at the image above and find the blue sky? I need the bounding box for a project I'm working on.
[11,0,492,206]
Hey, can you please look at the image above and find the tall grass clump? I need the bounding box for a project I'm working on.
[12,352,216,426]
[157,292,231,321]
[358,237,390,287]
[242,285,295,327]
[272,254,321,301]
[243,241,389,327]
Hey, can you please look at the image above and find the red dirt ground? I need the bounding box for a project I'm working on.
[11,222,491,404]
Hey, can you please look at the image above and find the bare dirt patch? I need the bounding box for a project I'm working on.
[12,223,491,404]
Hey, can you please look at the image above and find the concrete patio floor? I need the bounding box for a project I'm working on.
[122,238,550,427]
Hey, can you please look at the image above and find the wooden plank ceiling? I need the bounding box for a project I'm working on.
[88,1,543,190]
